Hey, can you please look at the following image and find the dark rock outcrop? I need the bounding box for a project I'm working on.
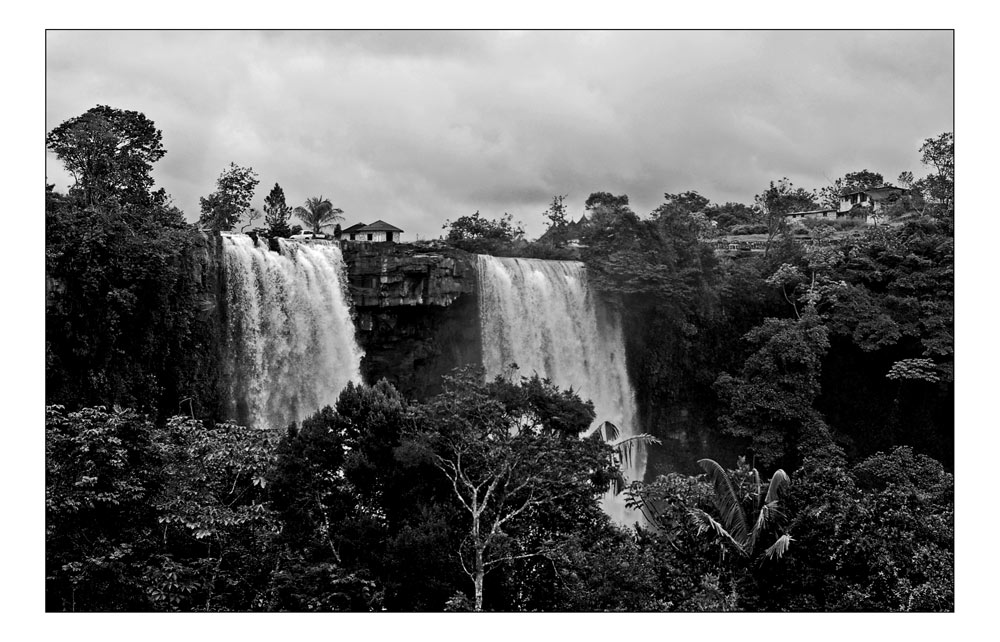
[340,241,482,399]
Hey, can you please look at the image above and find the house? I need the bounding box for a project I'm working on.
[341,222,368,241]
[838,185,906,222]
[784,208,838,223]
[341,220,404,243]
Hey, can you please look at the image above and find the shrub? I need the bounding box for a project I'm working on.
[729,223,769,235]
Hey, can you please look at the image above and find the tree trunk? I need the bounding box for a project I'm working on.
[474,546,485,612]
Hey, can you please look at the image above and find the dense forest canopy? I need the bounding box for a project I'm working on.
[45,105,953,611]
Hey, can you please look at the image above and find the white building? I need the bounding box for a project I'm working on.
[784,208,838,223]
[341,220,404,242]
[838,185,906,223]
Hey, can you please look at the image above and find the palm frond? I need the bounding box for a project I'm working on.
[295,196,343,232]
[689,508,748,556]
[765,469,790,505]
[762,534,793,561]
[696,458,750,545]
[614,433,660,471]
[746,501,784,552]
[599,420,619,442]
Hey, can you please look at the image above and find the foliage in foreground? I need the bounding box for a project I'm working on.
[47,371,953,612]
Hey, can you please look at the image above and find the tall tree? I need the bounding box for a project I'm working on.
[918,132,954,207]
[542,194,569,229]
[199,163,260,231]
[405,369,614,611]
[714,307,839,467]
[46,105,167,209]
[442,210,526,254]
[754,178,819,256]
[651,191,710,223]
[294,196,344,235]
[263,183,293,238]
[705,201,756,230]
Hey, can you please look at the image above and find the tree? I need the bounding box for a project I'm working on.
[151,415,279,611]
[705,201,756,231]
[714,309,840,467]
[584,191,630,212]
[442,210,526,254]
[444,210,524,242]
[294,196,344,235]
[758,447,953,611]
[46,105,167,209]
[917,132,954,207]
[542,194,569,229]
[46,405,163,610]
[199,163,260,231]
[754,178,819,256]
[263,183,293,238]
[267,403,385,611]
[651,191,710,223]
[240,207,262,233]
[404,368,615,611]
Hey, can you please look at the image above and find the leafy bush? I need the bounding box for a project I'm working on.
[729,223,769,235]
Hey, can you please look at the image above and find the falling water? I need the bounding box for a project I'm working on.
[476,255,646,525]
[221,234,363,429]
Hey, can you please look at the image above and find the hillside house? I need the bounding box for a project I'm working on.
[341,222,368,241]
[784,208,838,223]
[839,185,906,222]
[341,220,404,243]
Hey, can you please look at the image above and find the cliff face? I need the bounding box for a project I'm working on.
[340,241,482,399]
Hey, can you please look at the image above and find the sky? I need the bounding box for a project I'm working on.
[45,30,953,240]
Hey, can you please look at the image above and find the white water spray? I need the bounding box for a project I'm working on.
[476,255,646,525]
[221,234,363,429]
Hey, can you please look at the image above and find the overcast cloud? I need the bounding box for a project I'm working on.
[45,30,953,239]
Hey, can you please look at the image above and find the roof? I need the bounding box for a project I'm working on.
[342,222,368,233]
[358,220,404,233]
[841,185,905,197]
[785,208,837,217]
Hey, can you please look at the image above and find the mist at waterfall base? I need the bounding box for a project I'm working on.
[221,234,363,430]
[476,255,647,526]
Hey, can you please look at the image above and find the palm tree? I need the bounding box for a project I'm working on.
[294,196,344,235]
[689,457,792,562]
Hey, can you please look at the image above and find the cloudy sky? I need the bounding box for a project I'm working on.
[45,30,953,239]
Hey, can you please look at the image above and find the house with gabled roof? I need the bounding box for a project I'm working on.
[839,185,906,214]
[340,220,404,243]
[341,222,368,241]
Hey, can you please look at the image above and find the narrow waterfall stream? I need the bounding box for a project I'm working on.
[476,255,646,525]
[221,234,363,429]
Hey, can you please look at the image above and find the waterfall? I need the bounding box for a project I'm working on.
[476,255,646,525]
[221,234,363,429]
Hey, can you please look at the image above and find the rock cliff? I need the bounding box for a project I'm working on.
[340,241,482,399]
